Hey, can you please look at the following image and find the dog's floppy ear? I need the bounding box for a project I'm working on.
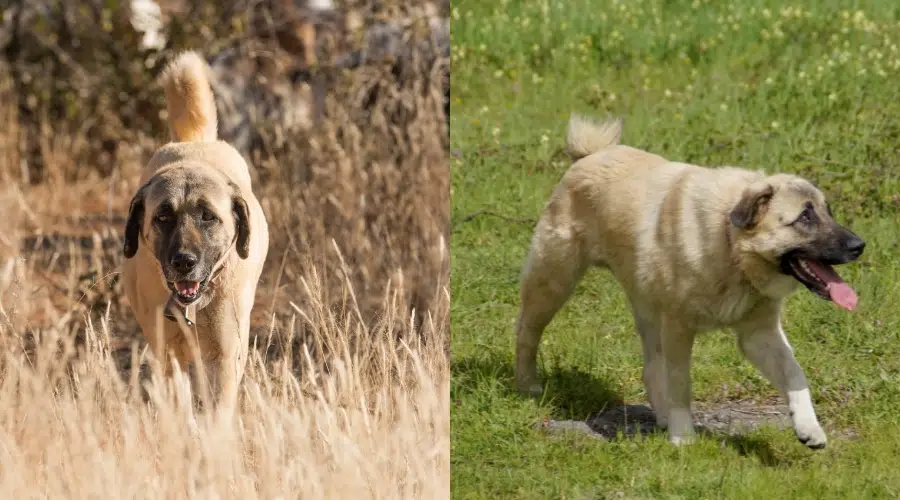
[730,182,774,230]
[123,185,148,258]
[232,195,251,259]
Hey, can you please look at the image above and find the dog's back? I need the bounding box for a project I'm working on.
[541,115,763,321]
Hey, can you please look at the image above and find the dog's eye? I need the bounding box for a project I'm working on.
[155,214,170,223]
[201,210,216,222]
[795,208,812,225]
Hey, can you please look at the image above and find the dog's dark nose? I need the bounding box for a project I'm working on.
[171,252,198,273]
[844,236,865,259]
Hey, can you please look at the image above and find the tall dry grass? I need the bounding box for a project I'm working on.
[0,0,449,497]
[0,263,449,498]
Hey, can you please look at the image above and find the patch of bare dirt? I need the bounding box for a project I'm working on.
[539,402,792,440]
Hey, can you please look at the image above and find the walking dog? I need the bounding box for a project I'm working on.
[121,51,270,415]
[515,114,865,447]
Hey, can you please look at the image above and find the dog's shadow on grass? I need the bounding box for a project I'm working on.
[451,354,623,419]
[452,354,783,467]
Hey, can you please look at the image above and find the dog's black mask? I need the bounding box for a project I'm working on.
[122,176,252,306]
[777,204,865,310]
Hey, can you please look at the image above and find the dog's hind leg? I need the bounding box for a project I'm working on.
[632,306,668,428]
[659,319,697,445]
[515,221,587,396]
[733,306,827,449]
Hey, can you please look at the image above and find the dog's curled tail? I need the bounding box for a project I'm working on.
[160,51,217,143]
[566,113,623,160]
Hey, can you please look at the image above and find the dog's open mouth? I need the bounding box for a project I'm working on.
[170,280,202,304]
[782,254,857,311]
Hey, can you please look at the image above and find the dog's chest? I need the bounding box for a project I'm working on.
[710,287,758,326]
[681,282,760,332]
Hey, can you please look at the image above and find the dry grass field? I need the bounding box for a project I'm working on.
[0,1,449,497]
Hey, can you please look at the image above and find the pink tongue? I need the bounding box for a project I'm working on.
[804,260,857,311]
[176,281,198,294]
[828,283,857,311]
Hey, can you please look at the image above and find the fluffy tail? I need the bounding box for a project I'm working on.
[160,51,217,143]
[565,113,623,160]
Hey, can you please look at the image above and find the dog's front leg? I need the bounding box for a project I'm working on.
[205,332,243,419]
[661,319,696,445]
[733,308,827,449]
[195,311,244,419]
[211,351,240,417]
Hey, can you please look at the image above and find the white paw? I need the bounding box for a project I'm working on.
[668,433,696,446]
[666,408,694,445]
[795,422,827,449]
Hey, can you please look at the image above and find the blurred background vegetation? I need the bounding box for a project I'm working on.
[0,0,449,359]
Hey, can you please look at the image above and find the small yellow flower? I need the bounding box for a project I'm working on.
[771,121,780,129]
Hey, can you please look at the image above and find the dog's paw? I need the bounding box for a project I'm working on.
[795,423,827,449]
[666,408,694,445]
[668,433,696,446]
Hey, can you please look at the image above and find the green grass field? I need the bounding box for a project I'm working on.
[450,1,900,497]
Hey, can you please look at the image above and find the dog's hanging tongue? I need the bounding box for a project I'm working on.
[806,259,858,311]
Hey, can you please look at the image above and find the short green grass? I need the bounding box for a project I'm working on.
[450,1,900,498]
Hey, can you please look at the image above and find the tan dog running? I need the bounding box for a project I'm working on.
[515,114,865,447]
[121,51,270,415]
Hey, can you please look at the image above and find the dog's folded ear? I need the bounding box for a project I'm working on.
[123,186,147,258]
[232,196,251,259]
[730,182,774,230]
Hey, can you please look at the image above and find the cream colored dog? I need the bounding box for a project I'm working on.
[515,114,865,447]
[121,51,270,415]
